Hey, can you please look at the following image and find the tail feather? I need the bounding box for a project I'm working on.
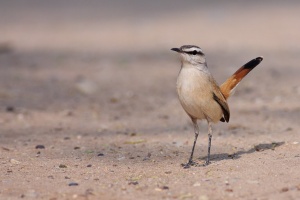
[220,57,263,100]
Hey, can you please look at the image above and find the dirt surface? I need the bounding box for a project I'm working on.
[0,1,300,200]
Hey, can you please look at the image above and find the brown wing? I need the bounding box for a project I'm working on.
[213,92,230,122]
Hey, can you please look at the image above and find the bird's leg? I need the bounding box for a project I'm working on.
[182,119,199,168]
[206,120,213,165]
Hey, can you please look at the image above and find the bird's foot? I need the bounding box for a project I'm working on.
[204,160,210,166]
[181,160,199,169]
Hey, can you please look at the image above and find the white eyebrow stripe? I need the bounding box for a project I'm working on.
[183,47,202,52]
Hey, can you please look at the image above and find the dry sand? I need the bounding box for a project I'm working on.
[0,1,299,199]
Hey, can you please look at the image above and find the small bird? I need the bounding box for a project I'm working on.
[171,45,263,168]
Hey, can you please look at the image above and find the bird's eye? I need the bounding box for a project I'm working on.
[192,50,197,55]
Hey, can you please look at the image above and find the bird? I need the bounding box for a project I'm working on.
[171,45,263,168]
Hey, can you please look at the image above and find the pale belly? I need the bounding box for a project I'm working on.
[176,68,223,123]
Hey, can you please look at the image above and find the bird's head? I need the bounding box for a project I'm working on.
[171,45,206,65]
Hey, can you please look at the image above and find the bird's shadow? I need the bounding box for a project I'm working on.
[199,142,285,162]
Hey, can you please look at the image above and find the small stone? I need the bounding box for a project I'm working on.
[68,182,79,186]
[1,147,10,151]
[161,186,169,190]
[35,145,45,149]
[143,153,151,161]
[117,156,125,161]
[10,159,20,164]
[130,132,137,136]
[59,164,67,168]
[0,42,13,54]
[281,187,289,192]
[128,181,138,185]
[225,189,233,192]
[193,182,201,187]
[292,142,299,145]
[6,106,15,112]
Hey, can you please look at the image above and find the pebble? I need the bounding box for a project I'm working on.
[35,145,45,149]
[143,153,151,161]
[69,182,79,186]
[128,181,138,185]
[10,159,20,164]
[161,186,169,190]
[1,147,10,151]
[193,182,201,187]
[117,156,125,161]
[59,164,67,168]
[281,187,289,192]
[6,106,15,112]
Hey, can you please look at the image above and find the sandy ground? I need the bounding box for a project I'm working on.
[0,1,300,200]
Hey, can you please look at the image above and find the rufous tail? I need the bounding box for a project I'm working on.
[220,57,263,100]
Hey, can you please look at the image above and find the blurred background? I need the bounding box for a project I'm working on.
[1,1,300,53]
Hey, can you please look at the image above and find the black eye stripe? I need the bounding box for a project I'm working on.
[184,50,203,55]
[185,51,196,54]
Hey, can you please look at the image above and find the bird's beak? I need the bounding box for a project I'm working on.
[171,48,181,53]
